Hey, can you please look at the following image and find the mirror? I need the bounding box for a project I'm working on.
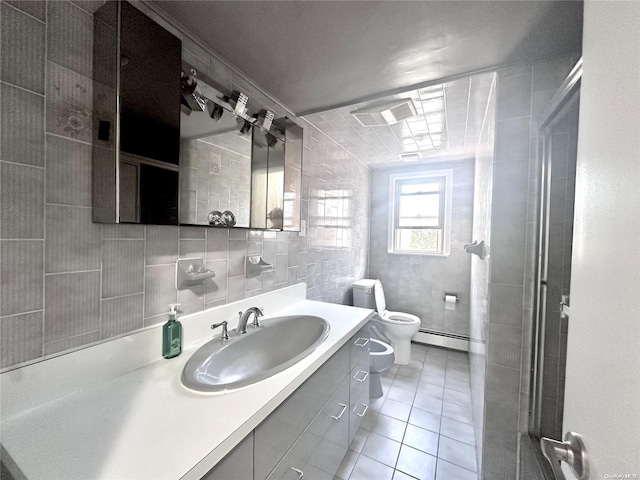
[178,104,253,227]
[92,1,182,225]
[91,1,302,230]
[177,67,286,229]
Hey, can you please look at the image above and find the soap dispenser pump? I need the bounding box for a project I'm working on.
[162,303,182,359]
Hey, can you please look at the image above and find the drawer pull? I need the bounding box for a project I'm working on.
[330,402,348,420]
[353,403,368,417]
[290,467,304,479]
[354,370,369,382]
[354,337,369,347]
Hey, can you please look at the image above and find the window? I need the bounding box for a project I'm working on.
[388,170,453,255]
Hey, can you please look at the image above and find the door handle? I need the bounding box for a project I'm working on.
[541,432,589,480]
[560,294,571,319]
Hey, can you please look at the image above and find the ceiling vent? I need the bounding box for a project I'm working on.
[400,152,420,162]
[351,99,417,127]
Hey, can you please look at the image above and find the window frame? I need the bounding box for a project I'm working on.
[387,169,453,256]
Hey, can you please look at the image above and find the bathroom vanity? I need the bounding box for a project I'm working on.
[0,285,373,480]
[203,325,371,479]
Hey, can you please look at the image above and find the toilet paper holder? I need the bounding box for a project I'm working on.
[443,293,459,303]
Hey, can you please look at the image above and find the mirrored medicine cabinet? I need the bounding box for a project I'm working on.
[91,0,302,231]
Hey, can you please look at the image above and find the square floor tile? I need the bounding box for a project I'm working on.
[393,470,418,480]
[417,383,444,400]
[435,459,478,480]
[443,387,472,408]
[423,363,446,375]
[444,376,471,394]
[396,445,437,480]
[408,407,441,433]
[440,416,476,446]
[442,402,474,425]
[420,371,445,386]
[393,375,420,392]
[396,362,423,379]
[437,436,477,472]
[445,365,470,380]
[386,385,416,405]
[349,455,395,480]
[411,345,428,362]
[402,424,439,456]
[361,432,401,468]
[371,414,407,443]
[412,394,443,415]
[380,398,412,422]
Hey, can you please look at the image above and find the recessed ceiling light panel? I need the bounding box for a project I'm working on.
[351,99,418,127]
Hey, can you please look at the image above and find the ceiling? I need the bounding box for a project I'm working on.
[305,72,496,168]
[155,1,583,115]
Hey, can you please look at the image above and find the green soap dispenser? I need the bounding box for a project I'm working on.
[162,303,182,358]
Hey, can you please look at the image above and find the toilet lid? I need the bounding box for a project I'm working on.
[374,279,387,313]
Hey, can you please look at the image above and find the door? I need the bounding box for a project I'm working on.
[533,2,640,479]
[558,2,640,479]
[527,57,581,478]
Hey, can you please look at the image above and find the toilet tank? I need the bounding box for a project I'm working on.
[352,279,377,309]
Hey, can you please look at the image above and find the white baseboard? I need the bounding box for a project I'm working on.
[413,331,469,352]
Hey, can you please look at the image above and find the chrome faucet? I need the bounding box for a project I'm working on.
[237,307,263,334]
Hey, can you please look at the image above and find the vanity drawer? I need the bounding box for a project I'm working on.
[254,342,349,480]
[349,349,370,445]
[350,327,370,371]
[266,376,350,480]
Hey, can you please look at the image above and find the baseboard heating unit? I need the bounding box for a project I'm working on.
[413,328,469,352]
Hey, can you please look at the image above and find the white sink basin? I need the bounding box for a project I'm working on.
[181,315,330,392]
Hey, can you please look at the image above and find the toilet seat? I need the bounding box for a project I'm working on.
[353,279,421,365]
[373,280,421,326]
[379,310,421,325]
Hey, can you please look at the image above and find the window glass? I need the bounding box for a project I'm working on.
[389,170,452,255]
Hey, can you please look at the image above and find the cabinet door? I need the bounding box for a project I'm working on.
[254,344,349,479]
[267,376,350,480]
[349,349,370,445]
[201,433,253,480]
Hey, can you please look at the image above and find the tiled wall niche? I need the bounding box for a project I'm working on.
[369,160,474,337]
[0,0,370,370]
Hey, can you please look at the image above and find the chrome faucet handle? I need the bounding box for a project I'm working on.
[211,321,230,340]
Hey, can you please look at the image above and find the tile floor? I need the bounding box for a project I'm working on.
[335,343,478,480]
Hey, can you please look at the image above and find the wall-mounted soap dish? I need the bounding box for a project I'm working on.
[176,258,216,289]
[245,255,273,277]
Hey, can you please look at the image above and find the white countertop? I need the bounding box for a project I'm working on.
[0,285,374,480]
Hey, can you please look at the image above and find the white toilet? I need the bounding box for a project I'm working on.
[353,279,421,365]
